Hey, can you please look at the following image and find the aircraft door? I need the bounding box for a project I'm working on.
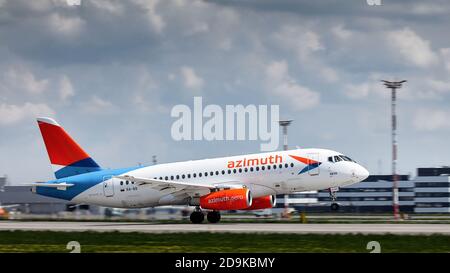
[103,176,114,197]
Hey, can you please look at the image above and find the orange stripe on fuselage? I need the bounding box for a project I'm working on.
[289,154,319,165]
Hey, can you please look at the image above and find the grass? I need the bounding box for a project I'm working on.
[0,231,449,253]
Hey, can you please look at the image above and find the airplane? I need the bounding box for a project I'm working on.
[29,117,369,224]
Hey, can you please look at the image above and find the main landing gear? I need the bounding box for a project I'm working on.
[189,207,221,224]
[329,187,340,211]
[206,210,221,223]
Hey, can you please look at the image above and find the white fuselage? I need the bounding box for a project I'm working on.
[72,148,369,208]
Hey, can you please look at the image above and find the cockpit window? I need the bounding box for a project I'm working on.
[339,155,356,162]
[330,155,356,163]
[343,156,355,162]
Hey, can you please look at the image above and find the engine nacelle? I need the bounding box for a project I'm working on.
[243,195,276,210]
[200,188,252,210]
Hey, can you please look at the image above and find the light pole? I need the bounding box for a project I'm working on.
[279,120,293,216]
[382,80,406,220]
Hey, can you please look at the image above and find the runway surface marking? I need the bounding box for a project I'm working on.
[1,221,450,235]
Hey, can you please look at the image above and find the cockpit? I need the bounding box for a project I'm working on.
[328,155,356,163]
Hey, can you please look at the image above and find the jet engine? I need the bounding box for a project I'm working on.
[200,188,252,210]
[243,195,276,210]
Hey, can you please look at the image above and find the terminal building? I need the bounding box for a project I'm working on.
[414,168,450,213]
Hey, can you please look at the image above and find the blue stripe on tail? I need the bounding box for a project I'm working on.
[55,157,102,179]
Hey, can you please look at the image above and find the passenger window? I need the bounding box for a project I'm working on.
[273,165,277,169]
[193,173,197,178]
[199,173,202,177]
[239,168,242,173]
[250,167,254,172]
[120,181,123,186]
[233,169,237,173]
[290,163,294,167]
[126,181,129,185]
[256,166,260,171]
[244,168,248,172]
[228,170,231,174]
[222,170,225,175]
[187,174,191,179]
[205,172,208,177]
[182,174,185,179]
[176,175,180,179]
[279,164,283,169]
[267,165,270,170]
[170,176,174,180]
[165,176,168,180]
[216,171,219,175]
[285,163,288,168]
[159,177,162,180]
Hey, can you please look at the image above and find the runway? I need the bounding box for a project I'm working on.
[1,221,450,235]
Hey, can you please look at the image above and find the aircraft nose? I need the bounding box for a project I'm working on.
[356,165,369,181]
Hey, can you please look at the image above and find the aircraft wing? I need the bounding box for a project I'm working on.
[114,175,216,192]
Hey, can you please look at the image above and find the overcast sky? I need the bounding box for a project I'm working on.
[1,0,450,184]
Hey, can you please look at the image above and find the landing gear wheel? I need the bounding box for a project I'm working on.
[328,187,340,212]
[190,210,205,224]
[331,203,340,211]
[207,211,221,223]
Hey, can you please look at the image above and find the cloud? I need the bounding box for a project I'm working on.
[413,109,450,131]
[133,0,165,33]
[59,75,75,102]
[273,25,324,59]
[0,102,55,126]
[344,83,371,99]
[80,96,113,113]
[387,28,438,68]
[265,60,319,110]
[3,66,49,94]
[180,66,204,90]
[440,48,450,73]
[47,13,85,37]
[331,24,353,40]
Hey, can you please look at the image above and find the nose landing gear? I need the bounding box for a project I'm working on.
[329,187,340,211]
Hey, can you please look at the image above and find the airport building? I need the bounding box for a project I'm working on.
[0,176,6,191]
[0,185,68,214]
[414,168,450,213]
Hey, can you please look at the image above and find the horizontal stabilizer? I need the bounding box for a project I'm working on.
[27,182,74,191]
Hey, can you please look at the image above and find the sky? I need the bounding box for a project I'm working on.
[1,0,450,184]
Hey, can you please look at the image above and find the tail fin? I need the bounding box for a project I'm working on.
[37,117,102,179]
